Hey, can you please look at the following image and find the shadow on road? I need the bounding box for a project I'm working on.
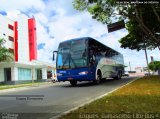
[54,78,134,88]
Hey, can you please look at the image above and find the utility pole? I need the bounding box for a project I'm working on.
[32,67,34,84]
[129,61,131,71]
[151,56,154,75]
[144,47,149,66]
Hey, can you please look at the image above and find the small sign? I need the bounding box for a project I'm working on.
[107,20,125,33]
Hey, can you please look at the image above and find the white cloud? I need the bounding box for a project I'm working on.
[43,0,79,18]
[33,13,48,25]
[0,0,45,12]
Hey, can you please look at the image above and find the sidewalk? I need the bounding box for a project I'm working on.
[129,72,145,77]
[0,81,55,93]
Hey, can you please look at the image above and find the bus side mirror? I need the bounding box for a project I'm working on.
[53,54,55,61]
[53,51,57,61]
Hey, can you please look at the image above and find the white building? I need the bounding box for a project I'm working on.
[0,14,54,84]
[135,67,144,73]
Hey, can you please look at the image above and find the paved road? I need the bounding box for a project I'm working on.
[0,77,137,119]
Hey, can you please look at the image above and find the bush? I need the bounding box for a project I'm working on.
[148,61,160,71]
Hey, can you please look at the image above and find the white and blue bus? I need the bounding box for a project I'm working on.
[53,37,124,86]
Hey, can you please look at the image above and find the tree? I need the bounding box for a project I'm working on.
[0,38,13,62]
[73,0,160,50]
[148,61,160,71]
[119,5,160,51]
[119,18,159,51]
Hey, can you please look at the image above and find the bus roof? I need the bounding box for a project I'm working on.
[59,37,123,56]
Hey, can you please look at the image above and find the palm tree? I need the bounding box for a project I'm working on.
[0,38,13,62]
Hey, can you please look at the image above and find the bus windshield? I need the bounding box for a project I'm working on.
[57,39,87,69]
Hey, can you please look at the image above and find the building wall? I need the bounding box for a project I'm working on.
[42,67,47,79]
[0,14,37,62]
[28,18,37,61]
[17,15,30,62]
[11,67,18,81]
[0,14,50,84]
[32,68,37,80]
[0,62,53,83]
[14,22,18,61]
[0,15,14,53]
[0,68,4,82]
[135,67,144,73]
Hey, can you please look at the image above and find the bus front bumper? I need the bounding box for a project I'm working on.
[57,74,93,82]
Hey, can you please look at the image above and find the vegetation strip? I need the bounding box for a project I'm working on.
[60,76,160,119]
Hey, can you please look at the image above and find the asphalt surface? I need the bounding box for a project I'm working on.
[0,77,137,119]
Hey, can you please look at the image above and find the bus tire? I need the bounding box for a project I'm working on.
[70,80,77,86]
[93,70,102,84]
[114,71,122,80]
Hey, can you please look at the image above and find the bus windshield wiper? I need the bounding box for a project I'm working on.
[61,54,70,69]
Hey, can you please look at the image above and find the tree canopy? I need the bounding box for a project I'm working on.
[0,38,13,62]
[73,0,160,51]
[119,5,160,51]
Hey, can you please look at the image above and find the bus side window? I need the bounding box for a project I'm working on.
[82,49,87,58]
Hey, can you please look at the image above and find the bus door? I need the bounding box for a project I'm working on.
[89,49,96,80]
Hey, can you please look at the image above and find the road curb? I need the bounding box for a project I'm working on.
[0,82,54,93]
[51,77,139,119]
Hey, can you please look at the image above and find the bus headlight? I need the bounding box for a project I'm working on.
[79,71,88,75]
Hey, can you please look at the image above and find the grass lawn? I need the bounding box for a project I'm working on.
[0,81,50,90]
[60,76,160,119]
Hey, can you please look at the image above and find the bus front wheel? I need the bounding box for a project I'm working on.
[70,80,77,86]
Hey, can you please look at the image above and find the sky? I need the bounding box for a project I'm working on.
[0,0,159,71]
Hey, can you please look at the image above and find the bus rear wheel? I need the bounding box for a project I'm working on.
[114,71,122,80]
[70,80,77,86]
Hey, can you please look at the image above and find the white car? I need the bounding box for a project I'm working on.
[123,71,129,77]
